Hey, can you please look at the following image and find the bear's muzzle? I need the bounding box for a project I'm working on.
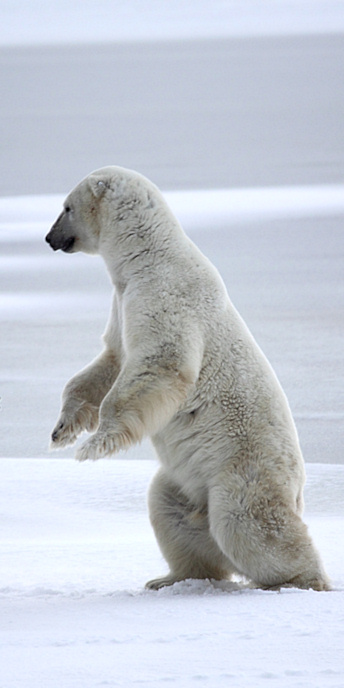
[45,229,76,252]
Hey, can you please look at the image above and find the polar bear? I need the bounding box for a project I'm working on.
[45,166,329,591]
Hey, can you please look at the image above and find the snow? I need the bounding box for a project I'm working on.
[1,2,344,685]
[1,458,344,687]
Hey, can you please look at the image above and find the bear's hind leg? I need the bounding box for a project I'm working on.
[146,469,233,590]
[209,478,330,591]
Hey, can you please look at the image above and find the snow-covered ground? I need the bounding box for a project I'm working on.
[1,458,344,687]
[1,2,344,686]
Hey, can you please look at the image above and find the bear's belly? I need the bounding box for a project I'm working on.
[151,407,242,507]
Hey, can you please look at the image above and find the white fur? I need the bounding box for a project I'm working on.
[47,166,330,591]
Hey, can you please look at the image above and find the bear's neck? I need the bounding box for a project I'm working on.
[99,217,186,295]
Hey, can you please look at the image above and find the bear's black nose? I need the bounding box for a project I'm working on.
[45,231,60,250]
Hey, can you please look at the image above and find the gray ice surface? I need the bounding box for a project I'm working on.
[0,35,343,196]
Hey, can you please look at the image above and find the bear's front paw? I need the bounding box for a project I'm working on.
[50,402,99,449]
[75,430,119,462]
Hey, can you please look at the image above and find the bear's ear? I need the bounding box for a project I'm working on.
[88,177,108,199]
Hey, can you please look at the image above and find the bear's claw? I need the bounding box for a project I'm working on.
[50,402,99,450]
[50,422,78,449]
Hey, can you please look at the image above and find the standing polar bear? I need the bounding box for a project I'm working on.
[46,166,329,591]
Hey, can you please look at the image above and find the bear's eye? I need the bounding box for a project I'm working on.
[65,206,71,213]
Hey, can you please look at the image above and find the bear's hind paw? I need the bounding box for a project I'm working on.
[145,575,183,590]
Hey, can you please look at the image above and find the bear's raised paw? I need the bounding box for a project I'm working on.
[75,430,120,462]
[50,402,99,449]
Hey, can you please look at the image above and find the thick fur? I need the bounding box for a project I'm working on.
[46,166,330,592]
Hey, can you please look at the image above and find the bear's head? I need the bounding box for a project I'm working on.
[45,172,111,255]
[45,166,159,256]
